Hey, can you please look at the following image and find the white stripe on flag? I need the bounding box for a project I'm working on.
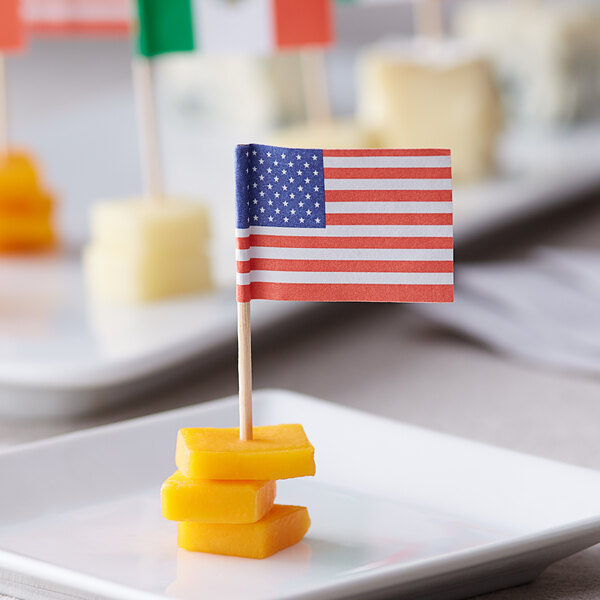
[236,225,453,237]
[236,271,454,285]
[326,202,453,214]
[324,179,452,191]
[236,247,454,261]
[195,0,273,53]
[323,156,451,168]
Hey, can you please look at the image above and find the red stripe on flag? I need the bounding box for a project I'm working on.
[325,190,452,202]
[326,213,453,226]
[322,149,450,157]
[272,0,333,49]
[237,282,454,303]
[236,235,454,250]
[324,167,452,179]
[237,259,453,273]
[0,0,25,51]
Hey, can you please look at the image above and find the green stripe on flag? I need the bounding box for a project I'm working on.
[136,0,195,57]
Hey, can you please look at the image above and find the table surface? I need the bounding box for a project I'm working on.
[3,197,600,600]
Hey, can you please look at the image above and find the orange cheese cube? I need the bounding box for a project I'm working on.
[0,152,57,253]
[0,189,53,216]
[161,472,276,523]
[176,424,315,480]
[177,505,311,559]
[0,215,55,252]
[0,152,39,198]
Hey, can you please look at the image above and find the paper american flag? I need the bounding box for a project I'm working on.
[236,144,453,303]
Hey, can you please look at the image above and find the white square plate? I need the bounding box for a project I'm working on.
[1,390,600,600]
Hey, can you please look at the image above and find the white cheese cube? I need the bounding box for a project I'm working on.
[357,38,503,181]
[270,119,376,150]
[455,0,600,125]
[84,197,212,303]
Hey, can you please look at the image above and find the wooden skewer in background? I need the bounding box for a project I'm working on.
[413,0,444,38]
[0,54,9,155]
[300,49,332,125]
[132,57,165,203]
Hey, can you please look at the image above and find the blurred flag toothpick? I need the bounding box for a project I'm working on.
[0,0,25,153]
[131,0,335,204]
[22,0,131,35]
[414,0,444,38]
[137,0,333,57]
[0,0,24,52]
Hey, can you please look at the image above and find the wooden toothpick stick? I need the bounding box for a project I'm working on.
[0,54,9,155]
[414,0,444,38]
[132,57,164,203]
[238,301,253,441]
[300,49,332,125]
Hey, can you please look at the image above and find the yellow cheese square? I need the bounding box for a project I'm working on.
[176,424,315,480]
[161,472,276,523]
[177,505,311,559]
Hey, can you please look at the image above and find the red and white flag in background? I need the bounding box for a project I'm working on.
[0,0,25,51]
[23,0,131,34]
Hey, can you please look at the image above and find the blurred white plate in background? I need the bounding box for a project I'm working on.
[1,390,600,600]
[0,256,313,418]
[416,248,600,376]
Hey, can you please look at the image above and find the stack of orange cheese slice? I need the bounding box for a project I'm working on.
[0,152,56,253]
[161,424,315,559]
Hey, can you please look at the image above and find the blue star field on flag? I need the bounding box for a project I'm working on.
[236,144,326,229]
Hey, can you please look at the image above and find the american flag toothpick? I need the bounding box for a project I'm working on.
[235,143,454,439]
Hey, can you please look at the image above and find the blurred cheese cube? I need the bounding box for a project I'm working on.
[89,197,210,255]
[0,152,57,253]
[0,191,52,216]
[83,197,212,303]
[357,39,503,181]
[455,0,600,125]
[163,54,305,132]
[0,216,55,253]
[0,153,39,197]
[270,119,376,150]
[84,245,212,303]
